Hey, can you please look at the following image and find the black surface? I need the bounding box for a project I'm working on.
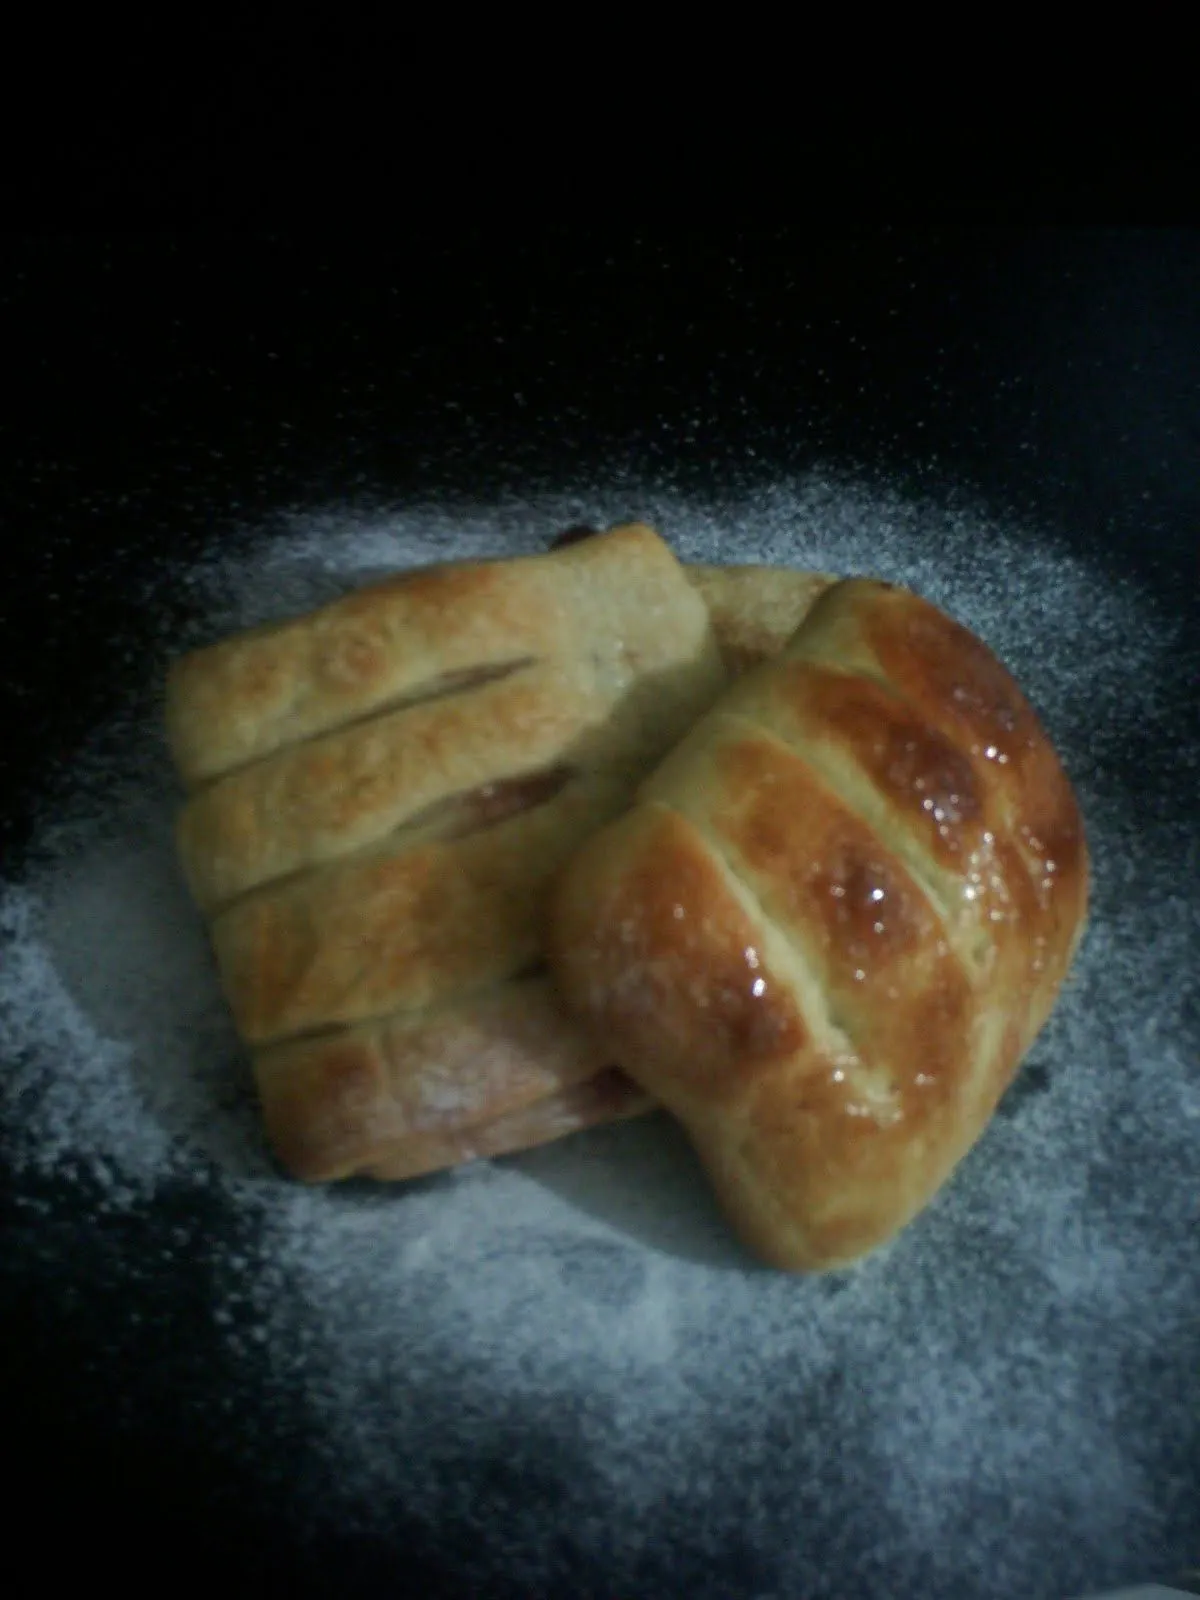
[2,228,1198,1596]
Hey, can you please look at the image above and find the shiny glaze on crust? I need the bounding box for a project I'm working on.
[550,577,1090,1270]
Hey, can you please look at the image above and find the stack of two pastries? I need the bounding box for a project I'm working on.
[167,525,1087,1270]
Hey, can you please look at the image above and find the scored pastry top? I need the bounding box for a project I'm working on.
[166,521,722,790]
[165,525,727,1179]
[549,576,1090,1271]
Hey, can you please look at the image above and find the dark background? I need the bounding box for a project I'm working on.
[2,227,1198,1595]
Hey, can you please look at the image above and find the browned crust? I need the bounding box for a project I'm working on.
[166,523,720,788]
[549,577,1089,1270]
[253,975,618,1182]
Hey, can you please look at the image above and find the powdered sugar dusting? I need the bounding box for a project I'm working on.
[2,474,1197,1599]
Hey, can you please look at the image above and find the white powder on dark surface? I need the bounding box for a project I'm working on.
[2,474,1197,1600]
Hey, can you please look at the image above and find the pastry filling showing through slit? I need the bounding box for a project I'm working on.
[186,654,538,793]
[212,762,580,916]
[418,764,578,841]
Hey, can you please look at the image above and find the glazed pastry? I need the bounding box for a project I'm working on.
[549,577,1089,1271]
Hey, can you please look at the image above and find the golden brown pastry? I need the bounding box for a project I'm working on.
[174,562,833,914]
[167,524,726,1178]
[207,773,632,1046]
[168,522,725,791]
[549,577,1090,1271]
[253,974,652,1183]
[242,559,835,1177]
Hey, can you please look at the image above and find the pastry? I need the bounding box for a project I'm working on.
[168,523,726,1178]
[169,524,836,1183]
[686,563,835,674]
[548,524,836,675]
[253,973,651,1183]
[549,577,1090,1270]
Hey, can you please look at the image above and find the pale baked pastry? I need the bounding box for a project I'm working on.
[253,974,651,1182]
[549,577,1089,1271]
[686,564,834,675]
[167,523,738,1179]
